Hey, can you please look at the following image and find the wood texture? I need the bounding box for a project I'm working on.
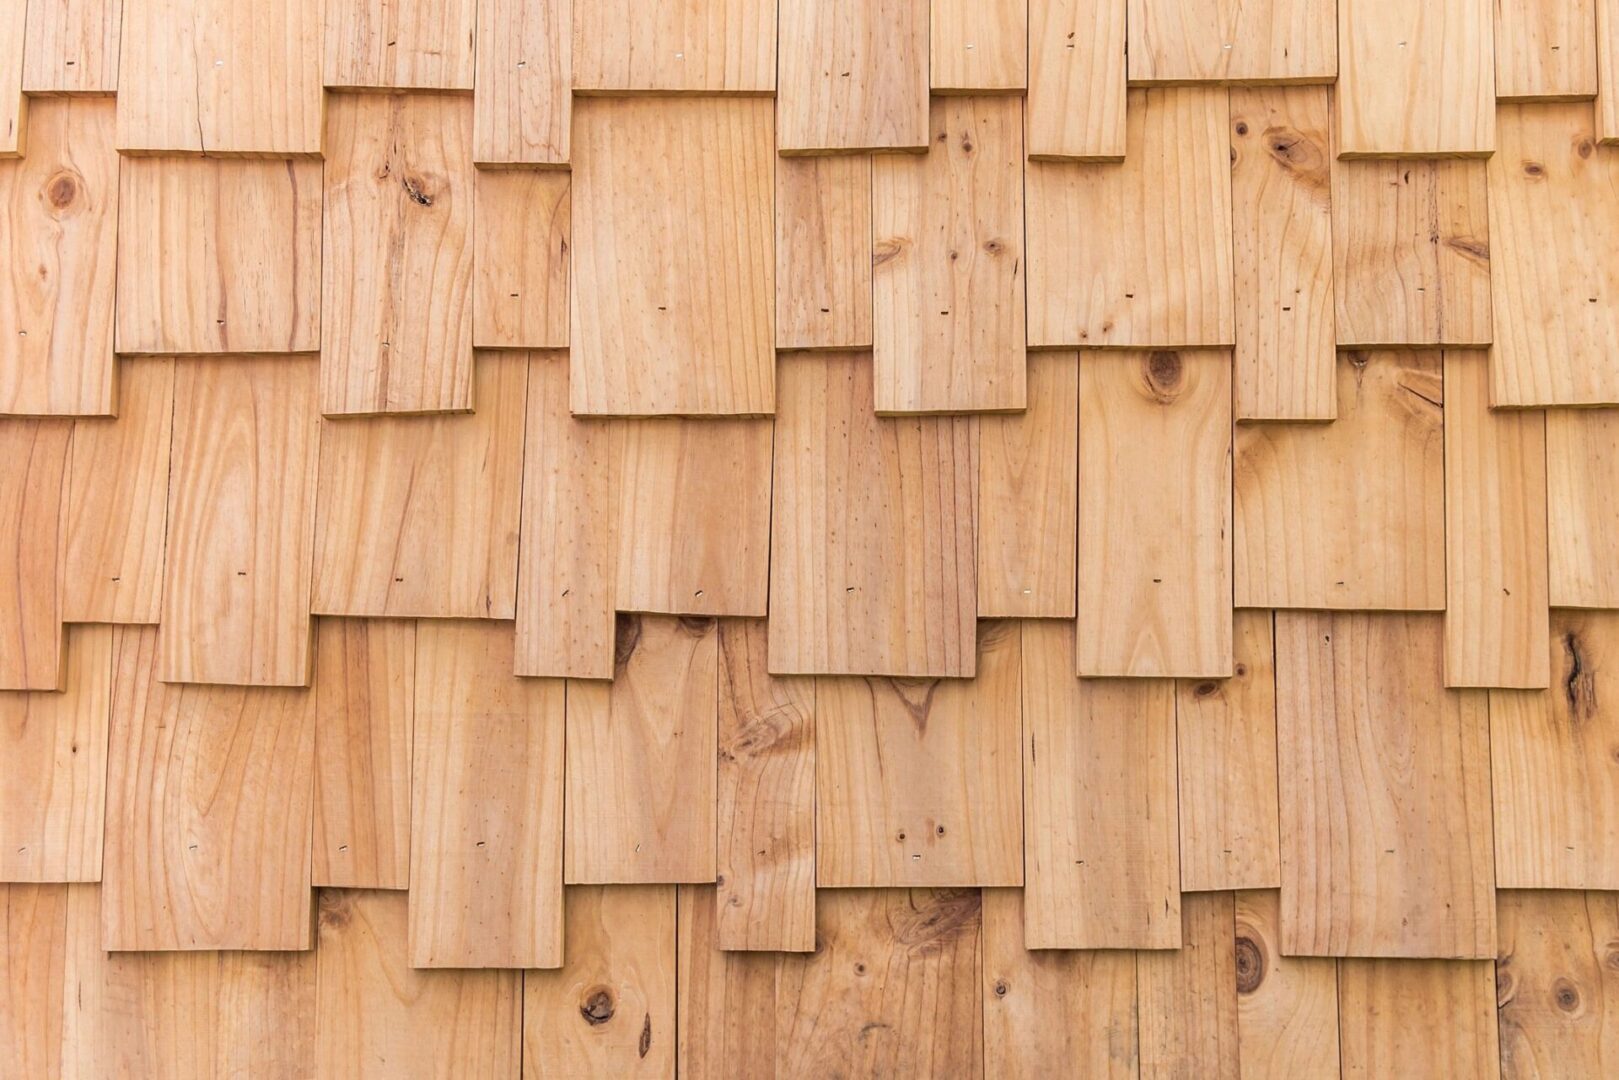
[324,0,476,90]
[1137,892,1240,1079]
[317,889,521,1078]
[1128,0,1337,84]
[322,93,475,416]
[1078,350,1232,677]
[1337,960,1500,1077]
[117,0,324,156]
[1495,0,1597,100]
[1332,157,1493,347]
[515,352,620,680]
[22,0,121,93]
[1490,612,1619,889]
[775,889,982,1077]
[616,417,773,617]
[115,158,322,356]
[1603,0,1619,140]
[0,884,72,1078]
[0,626,110,882]
[1336,0,1496,157]
[103,625,316,951]
[0,419,70,691]
[573,0,774,93]
[565,616,719,883]
[1026,87,1235,348]
[1177,611,1282,892]
[159,356,319,687]
[1275,612,1496,958]
[770,351,978,677]
[473,0,569,166]
[312,351,527,618]
[1022,620,1181,949]
[1497,890,1619,1078]
[570,96,774,417]
[775,155,873,350]
[931,0,1026,91]
[524,885,677,1079]
[1548,408,1619,606]
[677,885,780,1077]
[0,4,19,158]
[410,619,564,968]
[473,170,569,349]
[1234,889,1340,1080]
[980,887,1138,1079]
[872,95,1026,413]
[312,618,414,890]
[1444,351,1550,688]
[0,97,117,417]
[1230,86,1337,421]
[61,358,173,626]
[1027,0,1126,160]
[1235,351,1446,610]
[777,0,929,153]
[977,351,1078,618]
[1490,102,1619,406]
[715,620,816,952]
[816,621,1023,887]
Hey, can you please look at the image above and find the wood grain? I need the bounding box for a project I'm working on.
[410,619,564,968]
[775,156,873,350]
[777,0,929,153]
[1332,157,1492,347]
[524,885,677,1079]
[1028,0,1126,160]
[1490,102,1619,406]
[1177,610,1282,893]
[22,0,121,93]
[313,351,527,618]
[1022,620,1181,949]
[1137,892,1240,1079]
[322,93,475,416]
[1336,0,1495,157]
[1230,86,1337,421]
[872,95,1026,413]
[1026,88,1234,348]
[1234,889,1340,1080]
[61,358,173,626]
[977,351,1078,618]
[1079,350,1232,677]
[312,618,414,890]
[0,626,109,883]
[1548,408,1619,606]
[1444,351,1550,688]
[770,351,978,677]
[317,890,521,1077]
[1128,0,1337,84]
[0,884,71,1078]
[1490,612,1619,889]
[570,96,774,416]
[1337,959,1499,1077]
[159,356,319,686]
[0,97,117,416]
[1603,0,1619,141]
[775,889,981,1076]
[565,616,719,883]
[931,0,1025,91]
[980,887,1138,1079]
[474,170,569,348]
[1497,890,1619,1078]
[115,158,321,356]
[473,0,569,166]
[816,620,1022,887]
[1496,0,1597,100]
[677,885,780,1077]
[1235,351,1446,610]
[103,625,316,951]
[324,0,476,90]
[0,419,69,691]
[573,0,774,93]
[117,0,323,155]
[715,620,815,952]
[1275,612,1496,958]
[0,5,19,158]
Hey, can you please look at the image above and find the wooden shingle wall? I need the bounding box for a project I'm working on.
[5,2,1619,1076]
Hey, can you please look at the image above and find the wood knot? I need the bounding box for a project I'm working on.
[579,988,616,1026]
[1578,139,1595,159]
[1523,160,1546,178]
[1553,978,1581,1013]
[316,892,352,930]
[1234,120,1250,136]
[1563,632,1597,720]
[1193,681,1220,699]
[614,614,643,666]
[401,175,435,206]
[1234,935,1264,994]
[43,171,80,211]
[1264,126,1325,178]
[1142,351,1184,403]
[993,979,1009,997]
